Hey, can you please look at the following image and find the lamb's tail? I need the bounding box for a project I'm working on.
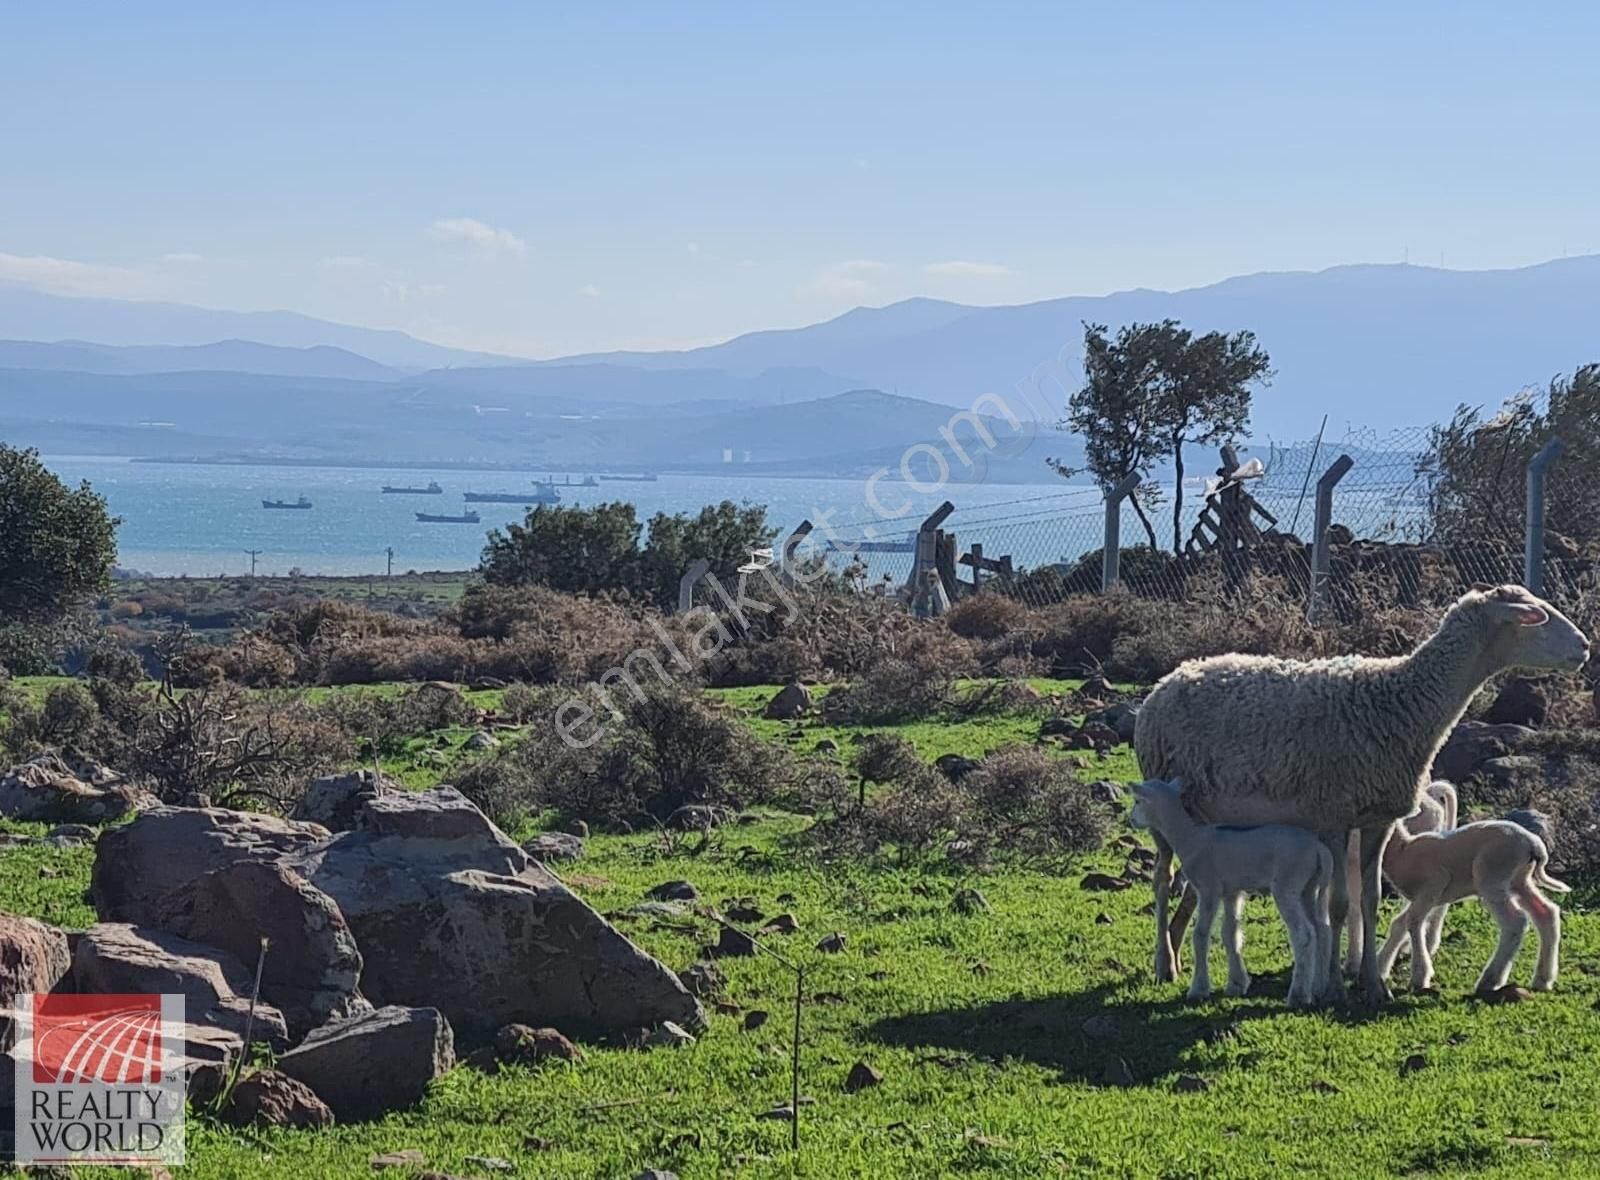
[1531,842,1572,894]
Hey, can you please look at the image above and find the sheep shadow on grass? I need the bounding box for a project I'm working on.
[865,973,1420,1088]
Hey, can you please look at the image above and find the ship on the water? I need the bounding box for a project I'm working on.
[546,473,599,487]
[382,481,443,495]
[416,509,480,524]
[464,482,561,505]
[262,496,313,509]
[600,472,658,482]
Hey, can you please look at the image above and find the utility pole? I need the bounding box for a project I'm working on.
[244,549,262,577]
[385,547,394,580]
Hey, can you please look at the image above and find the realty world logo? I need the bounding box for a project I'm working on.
[13,992,187,1165]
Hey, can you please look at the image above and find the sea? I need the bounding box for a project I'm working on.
[42,457,1106,579]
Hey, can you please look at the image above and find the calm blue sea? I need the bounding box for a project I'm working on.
[42,457,1102,578]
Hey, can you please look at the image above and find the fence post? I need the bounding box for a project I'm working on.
[1101,474,1141,592]
[968,543,984,594]
[1524,438,1564,596]
[906,501,956,594]
[1307,454,1355,623]
[778,520,813,584]
[677,557,711,613]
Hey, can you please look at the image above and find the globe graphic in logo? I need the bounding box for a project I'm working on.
[32,996,164,1085]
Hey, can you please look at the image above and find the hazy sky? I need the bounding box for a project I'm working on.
[4,3,1598,357]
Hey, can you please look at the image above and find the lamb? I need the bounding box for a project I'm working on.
[1342,780,1457,975]
[1134,584,1589,1005]
[1129,778,1333,1007]
[1376,818,1569,994]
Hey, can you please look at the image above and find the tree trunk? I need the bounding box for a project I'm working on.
[1171,435,1186,555]
[1129,493,1159,551]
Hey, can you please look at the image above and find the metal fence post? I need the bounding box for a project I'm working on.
[1101,474,1141,592]
[1307,454,1354,623]
[1525,438,1564,596]
[778,520,813,584]
[677,557,711,613]
[906,501,956,594]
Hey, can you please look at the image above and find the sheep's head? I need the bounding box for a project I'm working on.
[1129,777,1181,831]
[1460,584,1590,675]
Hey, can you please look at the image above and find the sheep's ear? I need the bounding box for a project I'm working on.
[1490,599,1549,626]
[1470,581,1494,592]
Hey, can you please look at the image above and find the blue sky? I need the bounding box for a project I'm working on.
[3,2,1597,356]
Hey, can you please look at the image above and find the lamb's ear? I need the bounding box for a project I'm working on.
[1489,599,1549,627]
[1470,581,1494,593]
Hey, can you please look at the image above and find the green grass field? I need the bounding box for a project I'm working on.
[6,681,1600,1178]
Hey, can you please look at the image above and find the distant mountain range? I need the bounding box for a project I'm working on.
[2,254,1597,476]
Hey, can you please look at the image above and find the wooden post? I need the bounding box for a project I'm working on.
[678,558,711,613]
[906,501,956,594]
[969,543,984,594]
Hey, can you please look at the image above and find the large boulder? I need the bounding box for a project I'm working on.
[763,682,811,720]
[276,1005,453,1122]
[1484,677,1549,728]
[73,924,290,1048]
[292,769,397,832]
[91,806,329,926]
[0,752,155,825]
[284,788,704,1044]
[1430,721,1536,784]
[222,1069,333,1129]
[151,860,366,1040]
[0,914,72,1011]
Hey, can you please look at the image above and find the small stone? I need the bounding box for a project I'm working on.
[568,819,590,838]
[867,970,890,981]
[1400,1053,1428,1075]
[462,1046,499,1074]
[647,880,699,902]
[1103,1057,1135,1087]
[645,1021,696,1048]
[757,1105,796,1122]
[815,739,839,754]
[775,892,797,905]
[1094,913,1113,926]
[844,1060,883,1093]
[951,888,991,915]
[1172,1074,1210,1093]
[523,832,585,864]
[220,1069,332,1129]
[724,901,764,923]
[1480,984,1533,1005]
[678,960,727,998]
[813,991,847,1004]
[764,682,812,720]
[463,1157,515,1174]
[494,1024,584,1066]
[715,926,757,957]
[1080,873,1132,892]
[463,731,499,752]
[761,914,799,935]
[816,932,847,954]
[1080,1014,1119,1040]
[743,1010,770,1031]
[523,1135,553,1151]
[371,1150,428,1169]
[1310,1079,1340,1094]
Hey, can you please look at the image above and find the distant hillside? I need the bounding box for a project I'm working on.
[0,338,400,381]
[0,285,521,370]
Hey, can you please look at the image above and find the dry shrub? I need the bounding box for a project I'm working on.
[945,593,1034,641]
[821,629,977,725]
[500,681,556,724]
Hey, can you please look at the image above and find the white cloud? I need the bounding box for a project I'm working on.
[0,251,165,298]
[801,258,891,299]
[580,283,601,298]
[921,260,1016,279]
[161,252,205,264]
[428,217,526,256]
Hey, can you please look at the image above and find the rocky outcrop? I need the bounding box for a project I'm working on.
[1430,721,1536,784]
[222,1069,333,1129]
[152,860,365,1040]
[73,924,290,1048]
[277,1005,453,1122]
[763,682,811,720]
[0,752,155,825]
[91,806,329,926]
[292,769,397,832]
[0,914,72,1012]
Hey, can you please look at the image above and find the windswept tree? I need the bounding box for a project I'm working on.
[0,445,118,622]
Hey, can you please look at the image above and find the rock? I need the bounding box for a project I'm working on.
[179,1023,244,1103]
[1478,755,1544,793]
[763,682,811,720]
[463,731,499,752]
[843,1060,883,1092]
[1503,807,1554,843]
[463,1158,515,1174]
[678,961,726,998]
[645,1021,696,1048]
[815,932,847,954]
[760,914,799,935]
[494,1023,584,1065]
[1103,1057,1136,1087]
[523,832,585,864]
[45,823,96,844]
[222,1069,333,1129]
[647,880,699,902]
[744,1010,769,1031]
[0,914,71,1015]
[1173,1074,1210,1093]
[1479,984,1532,1004]
[1431,721,1535,783]
[284,788,703,1044]
[934,753,982,782]
[1399,1052,1428,1075]
[1081,1014,1119,1040]
[74,924,290,1048]
[292,769,397,832]
[635,1171,680,1180]
[951,888,990,915]
[91,806,330,925]
[1079,722,1121,750]
[1089,781,1125,805]
[277,1005,454,1122]
[1039,717,1076,738]
[667,804,733,831]
[1080,873,1132,892]
[815,739,839,754]
[1085,703,1140,743]
[1485,677,1549,728]
[0,752,154,824]
[715,927,757,957]
[724,900,763,923]
[371,1149,428,1169]
[151,859,364,1039]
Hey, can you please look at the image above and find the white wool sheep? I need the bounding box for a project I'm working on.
[1343,780,1458,974]
[1129,779,1333,1007]
[1376,818,1569,993]
[1134,584,1590,1005]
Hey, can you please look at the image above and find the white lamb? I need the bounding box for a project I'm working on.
[1135,584,1590,1005]
[1342,780,1458,974]
[1376,816,1569,994]
[1129,778,1333,1007]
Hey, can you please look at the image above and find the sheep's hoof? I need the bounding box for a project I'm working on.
[1411,984,1441,998]
[1317,977,1349,1006]
[1224,979,1250,998]
[1184,987,1211,1004]
[1531,978,1555,993]
[1359,980,1394,1007]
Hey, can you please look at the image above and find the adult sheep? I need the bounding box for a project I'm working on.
[1134,584,1589,1005]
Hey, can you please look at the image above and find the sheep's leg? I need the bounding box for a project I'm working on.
[1355,822,1393,1005]
[1319,832,1352,1004]
[1376,900,1419,979]
[1187,893,1218,1002]
[1475,889,1529,995]
[1519,886,1561,991]
[1341,832,1363,975]
[1169,880,1198,973]
[1303,874,1331,1006]
[1405,903,1435,992]
[1275,887,1314,1007]
[1152,833,1178,983]
[1424,902,1448,957]
[1221,893,1250,997]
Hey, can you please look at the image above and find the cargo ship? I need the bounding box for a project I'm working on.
[600,472,658,482]
[262,496,313,509]
[382,481,443,495]
[463,482,561,505]
[416,509,480,524]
